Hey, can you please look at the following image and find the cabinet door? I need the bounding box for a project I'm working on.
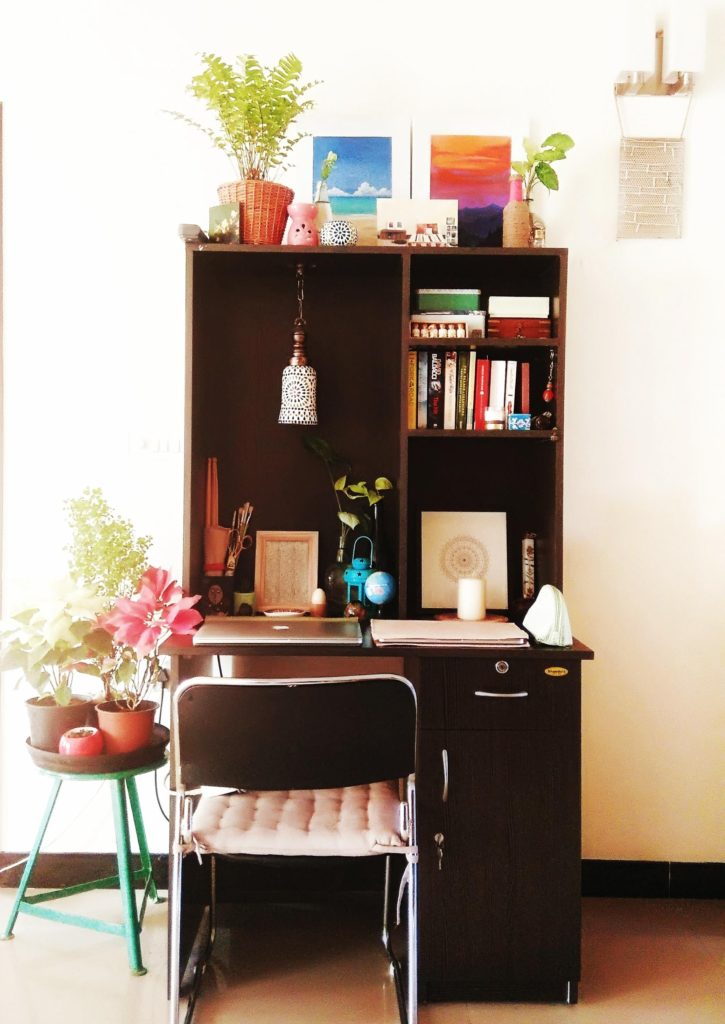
[417,723,580,1001]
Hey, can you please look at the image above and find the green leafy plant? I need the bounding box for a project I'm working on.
[169,52,319,181]
[511,133,575,202]
[302,435,393,551]
[64,488,152,606]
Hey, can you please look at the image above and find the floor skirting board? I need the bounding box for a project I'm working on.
[0,853,723,899]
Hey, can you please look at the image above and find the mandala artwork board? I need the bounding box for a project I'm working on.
[420,511,508,611]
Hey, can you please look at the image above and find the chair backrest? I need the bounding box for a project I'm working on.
[172,674,417,792]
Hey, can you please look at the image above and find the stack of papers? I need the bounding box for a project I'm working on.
[370,620,530,648]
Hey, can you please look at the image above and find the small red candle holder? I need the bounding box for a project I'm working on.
[59,726,105,757]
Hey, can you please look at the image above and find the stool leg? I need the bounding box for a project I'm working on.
[126,776,162,907]
[111,779,146,975]
[2,777,63,940]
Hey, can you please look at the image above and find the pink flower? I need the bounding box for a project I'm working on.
[103,567,202,658]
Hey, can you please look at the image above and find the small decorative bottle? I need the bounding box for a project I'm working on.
[314,179,333,229]
[502,176,530,248]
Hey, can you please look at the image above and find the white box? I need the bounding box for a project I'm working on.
[488,295,550,317]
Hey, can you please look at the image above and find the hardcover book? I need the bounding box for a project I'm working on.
[427,349,444,428]
[444,350,457,429]
[417,350,429,429]
[456,350,470,430]
[504,360,518,417]
[466,349,477,429]
[473,355,491,430]
[407,349,417,429]
[489,359,507,420]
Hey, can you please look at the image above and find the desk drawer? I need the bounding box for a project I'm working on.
[420,657,579,732]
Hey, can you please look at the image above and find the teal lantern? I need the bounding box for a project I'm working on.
[343,536,374,604]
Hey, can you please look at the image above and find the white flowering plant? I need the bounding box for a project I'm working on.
[0,580,105,705]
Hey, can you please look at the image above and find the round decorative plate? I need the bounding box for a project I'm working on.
[261,608,307,617]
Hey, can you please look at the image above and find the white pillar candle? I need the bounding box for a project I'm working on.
[457,577,486,621]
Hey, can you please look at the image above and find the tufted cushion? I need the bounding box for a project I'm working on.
[191,780,405,857]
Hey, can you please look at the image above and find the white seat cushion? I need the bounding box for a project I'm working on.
[191,780,406,857]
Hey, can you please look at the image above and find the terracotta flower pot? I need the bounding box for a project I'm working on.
[96,699,159,755]
[25,696,96,753]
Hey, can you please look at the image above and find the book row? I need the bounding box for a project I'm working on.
[407,348,556,432]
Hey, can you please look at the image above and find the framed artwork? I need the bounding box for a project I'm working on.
[412,121,524,247]
[420,511,508,610]
[254,531,319,613]
[300,121,410,245]
[376,198,458,246]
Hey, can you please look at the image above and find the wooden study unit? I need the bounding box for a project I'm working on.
[176,242,593,1003]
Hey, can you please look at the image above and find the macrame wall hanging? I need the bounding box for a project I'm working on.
[614,28,695,241]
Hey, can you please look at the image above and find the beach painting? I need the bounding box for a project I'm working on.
[312,135,393,245]
[424,134,512,247]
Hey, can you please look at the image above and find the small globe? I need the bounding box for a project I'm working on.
[364,571,396,607]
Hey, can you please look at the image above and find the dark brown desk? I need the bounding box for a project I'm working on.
[165,634,593,1004]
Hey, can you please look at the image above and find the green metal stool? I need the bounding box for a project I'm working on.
[1,758,165,975]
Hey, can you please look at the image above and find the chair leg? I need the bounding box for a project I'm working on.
[407,857,418,1024]
[168,794,184,1024]
[1,777,63,940]
[381,854,391,949]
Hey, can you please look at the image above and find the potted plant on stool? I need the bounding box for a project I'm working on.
[169,52,319,244]
[92,567,202,754]
[0,580,104,752]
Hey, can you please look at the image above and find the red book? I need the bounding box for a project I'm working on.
[473,356,490,430]
[520,361,530,413]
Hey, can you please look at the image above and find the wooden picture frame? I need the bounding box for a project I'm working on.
[420,511,508,611]
[254,531,319,613]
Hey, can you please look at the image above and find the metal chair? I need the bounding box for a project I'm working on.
[168,674,418,1024]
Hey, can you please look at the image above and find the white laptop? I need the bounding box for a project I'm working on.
[192,616,363,646]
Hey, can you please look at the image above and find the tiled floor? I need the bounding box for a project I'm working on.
[0,889,722,1023]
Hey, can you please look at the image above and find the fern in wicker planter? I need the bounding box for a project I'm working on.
[170,52,319,244]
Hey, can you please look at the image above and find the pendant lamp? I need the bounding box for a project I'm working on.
[278,263,318,425]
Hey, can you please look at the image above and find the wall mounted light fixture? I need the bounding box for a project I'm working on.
[278,263,318,426]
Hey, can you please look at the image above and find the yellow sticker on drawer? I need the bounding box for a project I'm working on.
[544,666,569,677]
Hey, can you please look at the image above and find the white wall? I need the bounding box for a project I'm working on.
[0,0,723,860]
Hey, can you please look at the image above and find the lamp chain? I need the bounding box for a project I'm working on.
[296,264,305,326]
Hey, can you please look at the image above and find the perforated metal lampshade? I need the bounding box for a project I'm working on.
[278,321,318,425]
[279,263,318,426]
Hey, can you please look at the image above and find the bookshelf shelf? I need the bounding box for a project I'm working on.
[408,338,558,349]
[408,429,557,440]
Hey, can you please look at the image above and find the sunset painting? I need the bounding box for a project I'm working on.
[429,135,511,246]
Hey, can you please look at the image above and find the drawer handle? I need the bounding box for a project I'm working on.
[474,690,529,699]
[441,748,449,803]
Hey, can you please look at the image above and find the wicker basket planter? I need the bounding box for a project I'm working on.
[218,179,294,245]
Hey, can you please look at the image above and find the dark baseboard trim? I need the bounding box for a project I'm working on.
[1,853,722,899]
[581,859,724,899]
[0,852,169,890]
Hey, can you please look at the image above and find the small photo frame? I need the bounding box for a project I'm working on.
[421,511,508,610]
[376,198,458,247]
[254,531,319,613]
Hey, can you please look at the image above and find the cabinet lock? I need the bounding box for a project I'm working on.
[495,660,510,674]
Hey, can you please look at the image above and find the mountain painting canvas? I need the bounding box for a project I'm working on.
[429,135,511,247]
